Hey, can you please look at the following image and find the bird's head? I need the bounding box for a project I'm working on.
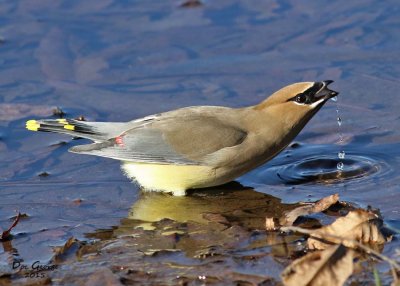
[255,80,339,129]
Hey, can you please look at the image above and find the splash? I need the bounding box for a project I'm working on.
[338,150,346,159]
[332,96,345,171]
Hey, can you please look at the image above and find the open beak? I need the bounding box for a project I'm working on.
[314,80,339,102]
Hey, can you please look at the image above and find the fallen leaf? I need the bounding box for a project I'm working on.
[0,212,21,240]
[38,171,50,177]
[280,194,339,226]
[281,244,354,286]
[52,237,83,263]
[202,212,230,225]
[180,0,203,8]
[308,209,387,250]
[72,198,83,205]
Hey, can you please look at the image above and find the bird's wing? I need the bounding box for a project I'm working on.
[69,112,247,166]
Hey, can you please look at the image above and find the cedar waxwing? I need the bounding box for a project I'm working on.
[26,80,338,196]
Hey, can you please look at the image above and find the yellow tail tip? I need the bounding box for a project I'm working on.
[26,119,37,125]
[64,124,75,131]
[26,120,40,131]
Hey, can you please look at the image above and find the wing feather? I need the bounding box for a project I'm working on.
[69,110,247,165]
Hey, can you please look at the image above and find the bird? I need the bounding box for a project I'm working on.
[26,80,338,196]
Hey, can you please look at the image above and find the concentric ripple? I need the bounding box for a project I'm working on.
[275,155,381,184]
[255,145,392,186]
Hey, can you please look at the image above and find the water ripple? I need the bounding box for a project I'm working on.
[254,144,394,186]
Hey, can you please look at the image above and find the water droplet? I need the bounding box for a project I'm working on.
[337,162,344,170]
[338,151,345,159]
[337,117,342,126]
[331,96,338,102]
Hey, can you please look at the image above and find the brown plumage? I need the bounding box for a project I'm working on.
[26,81,338,195]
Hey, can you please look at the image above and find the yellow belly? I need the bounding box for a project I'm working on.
[121,162,219,196]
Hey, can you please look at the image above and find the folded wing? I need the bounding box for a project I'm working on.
[69,114,247,166]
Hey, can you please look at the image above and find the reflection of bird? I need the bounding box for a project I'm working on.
[26,81,338,195]
[123,183,289,230]
[106,184,298,260]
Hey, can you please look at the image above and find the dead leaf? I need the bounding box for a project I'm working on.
[52,237,83,263]
[72,198,83,205]
[308,209,387,250]
[0,212,21,240]
[280,194,339,226]
[38,171,50,177]
[281,244,354,286]
[202,212,230,225]
[180,0,203,8]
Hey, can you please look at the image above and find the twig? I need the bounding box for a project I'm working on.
[0,212,21,240]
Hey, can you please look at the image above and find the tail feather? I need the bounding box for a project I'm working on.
[26,119,107,141]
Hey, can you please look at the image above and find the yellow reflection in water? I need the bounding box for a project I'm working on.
[126,183,295,230]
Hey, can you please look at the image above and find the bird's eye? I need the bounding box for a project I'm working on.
[295,93,307,104]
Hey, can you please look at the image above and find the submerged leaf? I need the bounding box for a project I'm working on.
[202,212,230,225]
[52,237,83,263]
[180,0,203,8]
[281,244,354,286]
[308,209,386,250]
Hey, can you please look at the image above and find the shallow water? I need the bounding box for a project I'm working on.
[1,0,400,284]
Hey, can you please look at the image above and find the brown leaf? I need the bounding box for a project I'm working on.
[281,244,354,286]
[52,237,82,263]
[0,212,21,240]
[180,0,203,8]
[202,212,230,225]
[72,198,83,205]
[280,194,339,226]
[308,209,387,250]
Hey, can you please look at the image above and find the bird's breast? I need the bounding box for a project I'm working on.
[121,162,228,195]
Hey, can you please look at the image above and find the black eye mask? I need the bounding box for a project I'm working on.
[288,81,337,105]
